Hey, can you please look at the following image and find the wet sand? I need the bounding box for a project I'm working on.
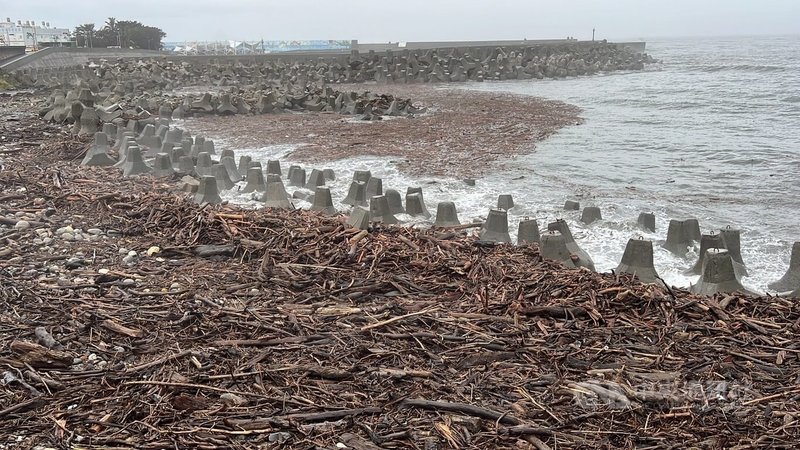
[184,84,582,178]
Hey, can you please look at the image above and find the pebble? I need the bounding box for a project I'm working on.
[118,248,129,255]
[55,226,74,235]
[42,238,53,245]
[14,220,30,231]
[87,228,103,235]
[60,232,74,241]
[98,268,109,275]
[122,278,135,285]
[122,254,137,265]
[170,282,182,291]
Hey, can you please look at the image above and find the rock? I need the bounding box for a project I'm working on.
[65,257,86,269]
[146,246,160,256]
[14,220,30,231]
[122,278,135,285]
[87,228,103,235]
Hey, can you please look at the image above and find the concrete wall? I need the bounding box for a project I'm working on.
[1,47,163,72]
[0,46,25,64]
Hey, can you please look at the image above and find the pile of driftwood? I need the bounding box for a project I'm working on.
[1,123,799,449]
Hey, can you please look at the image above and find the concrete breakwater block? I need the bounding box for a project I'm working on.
[152,153,175,178]
[168,145,185,168]
[203,140,216,155]
[288,167,306,187]
[547,219,595,271]
[212,164,236,191]
[719,227,748,278]
[769,242,800,292]
[663,219,694,256]
[369,195,398,224]
[637,212,656,232]
[517,218,540,244]
[343,181,368,207]
[480,209,511,243]
[195,152,213,177]
[497,194,514,211]
[120,145,151,177]
[220,156,242,182]
[193,175,223,205]
[311,187,337,215]
[366,177,383,198]
[564,200,580,211]
[237,156,252,178]
[102,123,117,140]
[268,160,282,177]
[261,179,293,209]
[385,189,404,214]
[687,233,725,275]
[581,206,602,224]
[540,231,575,267]
[353,170,371,183]
[114,135,135,165]
[684,218,701,242]
[405,188,431,218]
[81,132,115,167]
[242,167,267,193]
[304,169,326,190]
[691,249,755,296]
[177,155,195,175]
[323,169,336,181]
[220,148,235,160]
[616,238,660,283]
[347,207,370,230]
[433,202,460,227]
[165,128,183,145]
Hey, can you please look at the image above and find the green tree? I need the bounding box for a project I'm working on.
[74,23,95,48]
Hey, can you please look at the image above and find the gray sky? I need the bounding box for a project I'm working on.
[5,0,799,42]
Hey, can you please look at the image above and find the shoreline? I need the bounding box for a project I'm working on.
[182,84,582,178]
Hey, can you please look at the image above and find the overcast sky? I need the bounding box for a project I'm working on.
[4,0,799,42]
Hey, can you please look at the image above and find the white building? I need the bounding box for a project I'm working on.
[0,18,72,49]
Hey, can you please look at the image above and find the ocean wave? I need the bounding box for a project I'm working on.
[783,95,800,103]
[695,64,792,73]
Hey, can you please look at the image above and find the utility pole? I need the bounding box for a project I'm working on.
[592,28,596,41]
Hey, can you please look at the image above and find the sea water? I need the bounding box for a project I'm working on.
[201,35,800,294]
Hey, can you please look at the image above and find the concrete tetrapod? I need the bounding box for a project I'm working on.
[343,181,368,207]
[663,219,694,256]
[479,209,511,243]
[220,149,235,160]
[497,194,514,211]
[369,195,398,224]
[691,249,756,296]
[769,242,800,292]
[168,145,184,168]
[687,233,725,276]
[719,227,748,277]
[616,238,660,283]
[165,128,183,145]
[385,189,404,214]
[684,219,702,242]
[220,156,242,182]
[517,218,540,244]
[241,167,267,194]
[267,160,282,177]
[152,153,175,178]
[564,200,580,211]
[202,140,216,155]
[347,207,371,230]
[433,202,460,227]
[81,132,115,167]
[102,123,117,139]
[366,177,383,198]
[114,135,135,166]
[217,93,238,115]
[261,179,293,209]
[581,206,602,224]
[238,156,252,178]
[304,169,326,190]
[193,176,223,205]
[540,231,576,268]
[212,164,236,191]
[406,188,431,218]
[637,212,656,232]
[322,169,336,181]
[310,187,337,215]
[78,107,100,136]
[177,156,195,176]
[289,167,306,187]
[195,152,213,177]
[119,145,152,177]
[547,219,596,271]
[353,170,371,183]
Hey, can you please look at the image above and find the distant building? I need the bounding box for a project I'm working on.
[0,18,72,50]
